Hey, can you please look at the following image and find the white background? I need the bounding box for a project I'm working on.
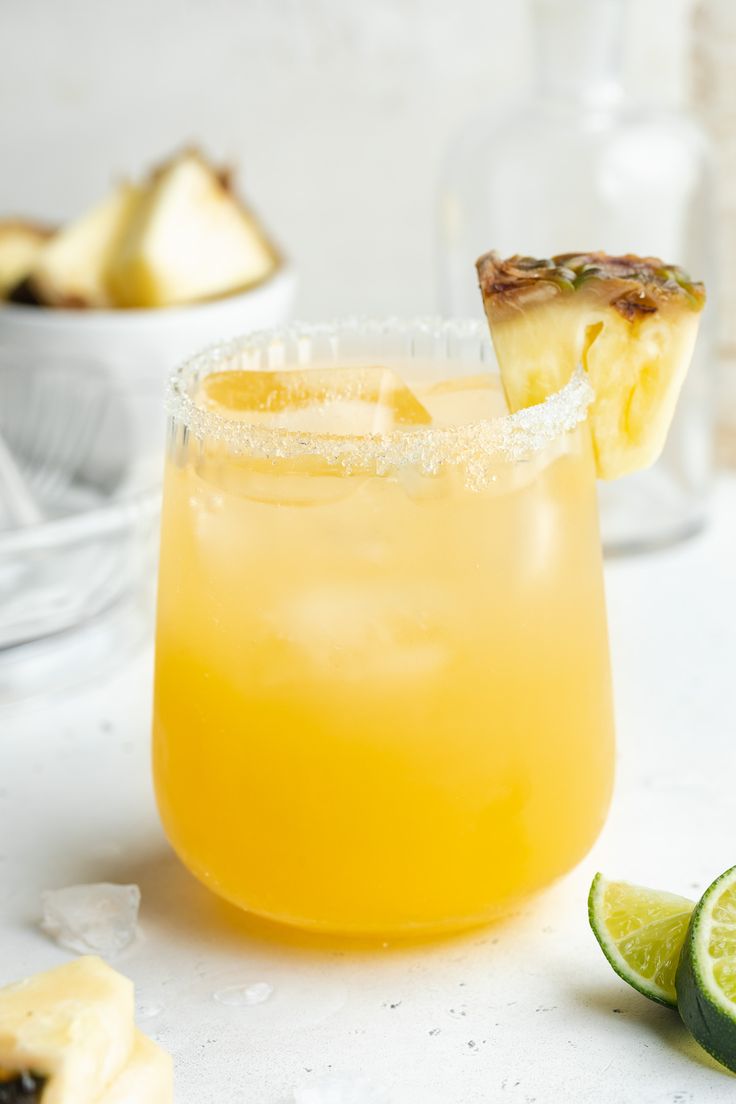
[0,0,695,317]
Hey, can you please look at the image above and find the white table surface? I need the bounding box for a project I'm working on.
[3,478,736,1104]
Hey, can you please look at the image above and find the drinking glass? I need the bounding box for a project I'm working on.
[153,318,615,935]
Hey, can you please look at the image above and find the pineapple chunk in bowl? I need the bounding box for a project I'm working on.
[0,148,297,383]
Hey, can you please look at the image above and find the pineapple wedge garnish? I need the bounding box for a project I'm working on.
[0,220,53,299]
[477,251,705,479]
[16,184,140,309]
[0,957,172,1104]
[108,149,278,308]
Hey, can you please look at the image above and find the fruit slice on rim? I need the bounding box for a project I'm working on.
[202,366,432,434]
[676,865,736,1072]
[477,251,705,479]
[589,872,694,1008]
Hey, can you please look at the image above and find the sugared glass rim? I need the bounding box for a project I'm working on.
[166,317,592,477]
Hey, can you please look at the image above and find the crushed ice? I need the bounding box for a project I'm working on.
[40,883,141,958]
[291,1074,394,1104]
[214,981,274,1007]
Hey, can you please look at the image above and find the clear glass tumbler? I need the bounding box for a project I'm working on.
[153,319,615,936]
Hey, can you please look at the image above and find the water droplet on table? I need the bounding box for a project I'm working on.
[213,981,274,1007]
[199,970,346,1030]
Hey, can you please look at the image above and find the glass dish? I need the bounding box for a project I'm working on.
[153,318,615,936]
[0,351,162,704]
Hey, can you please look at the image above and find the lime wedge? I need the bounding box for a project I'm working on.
[589,872,694,1008]
[676,865,736,1072]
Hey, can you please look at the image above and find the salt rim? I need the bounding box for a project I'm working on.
[167,317,593,482]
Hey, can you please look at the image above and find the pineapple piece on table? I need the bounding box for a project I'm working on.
[13,185,140,309]
[94,1032,172,1104]
[0,221,53,299]
[477,251,705,479]
[108,149,279,308]
[0,957,172,1104]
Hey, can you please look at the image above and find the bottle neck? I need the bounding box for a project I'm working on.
[530,0,628,108]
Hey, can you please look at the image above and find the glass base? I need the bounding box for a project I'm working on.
[169,833,605,940]
[599,468,708,556]
[186,866,525,940]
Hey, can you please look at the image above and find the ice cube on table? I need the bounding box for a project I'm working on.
[202,367,431,435]
[40,882,141,958]
[291,1074,394,1104]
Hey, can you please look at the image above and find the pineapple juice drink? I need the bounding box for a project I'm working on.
[153,320,615,935]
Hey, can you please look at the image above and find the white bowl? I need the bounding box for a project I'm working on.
[0,264,297,379]
[0,266,295,702]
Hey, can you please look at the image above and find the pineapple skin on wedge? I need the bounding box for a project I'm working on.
[477,251,705,479]
[108,149,279,308]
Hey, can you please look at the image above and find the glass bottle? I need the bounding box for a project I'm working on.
[693,0,736,464]
[438,0,716,553]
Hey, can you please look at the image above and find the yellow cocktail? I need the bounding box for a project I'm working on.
[153,319,614,935]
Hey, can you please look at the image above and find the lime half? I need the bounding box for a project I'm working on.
[589,872,694,1008]
[676,864,736,1071]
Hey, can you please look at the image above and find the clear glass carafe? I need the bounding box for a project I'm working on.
[438,0,716,552]
[693,0,736,464]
